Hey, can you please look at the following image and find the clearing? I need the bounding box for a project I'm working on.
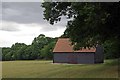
[2,59,118,78]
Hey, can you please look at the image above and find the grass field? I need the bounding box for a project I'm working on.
[2,59,118,78]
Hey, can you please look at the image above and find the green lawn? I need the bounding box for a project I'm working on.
[2,59,118,78]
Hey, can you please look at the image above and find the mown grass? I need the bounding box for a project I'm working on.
[2,59,118,78]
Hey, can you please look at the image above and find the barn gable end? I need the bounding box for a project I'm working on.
[95,45,104,63]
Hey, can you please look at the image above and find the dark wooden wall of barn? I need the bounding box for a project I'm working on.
[53,52,95,64]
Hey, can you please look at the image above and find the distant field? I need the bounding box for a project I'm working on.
[2,59,118,78]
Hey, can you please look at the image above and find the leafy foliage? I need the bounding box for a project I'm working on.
[2,34,57,61]
[103,40,120,59]
[40,41,56,59]
[42,2,120,58]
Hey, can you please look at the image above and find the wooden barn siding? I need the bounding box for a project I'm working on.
[53,52,95,64]
[77,53,95,64]
[53,53,69,63]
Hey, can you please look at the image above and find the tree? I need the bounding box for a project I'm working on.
[4,52,12,61]
[31,34,56,59]
[2,34,57,61]
[40,41,56,60]
[31,34,50,59]
[42,2,120,58]
[103,40,119,59]
[17,45,27,60]
[2,47,11,61]
[11,43,27,60]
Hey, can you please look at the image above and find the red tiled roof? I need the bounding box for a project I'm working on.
[53,38,96,53]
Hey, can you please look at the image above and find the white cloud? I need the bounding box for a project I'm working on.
[0,21,20,31]
[0,21,66,47]
[1,2,67,47]
[43,28,66,38]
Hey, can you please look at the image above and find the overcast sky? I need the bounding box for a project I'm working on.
[0,2,67,47]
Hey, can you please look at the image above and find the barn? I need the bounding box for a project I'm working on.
[53,38,104,64]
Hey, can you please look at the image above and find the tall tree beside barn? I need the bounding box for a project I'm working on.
[42,2,120,58]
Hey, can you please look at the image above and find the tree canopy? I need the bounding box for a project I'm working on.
[2,34,57,61]
[42,2,120,58]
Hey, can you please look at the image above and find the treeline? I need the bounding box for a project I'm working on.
[103,40,119,59]
[2,34,119,61]
[2,34,57,61]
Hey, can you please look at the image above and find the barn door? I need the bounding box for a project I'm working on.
[68,53,77,64]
